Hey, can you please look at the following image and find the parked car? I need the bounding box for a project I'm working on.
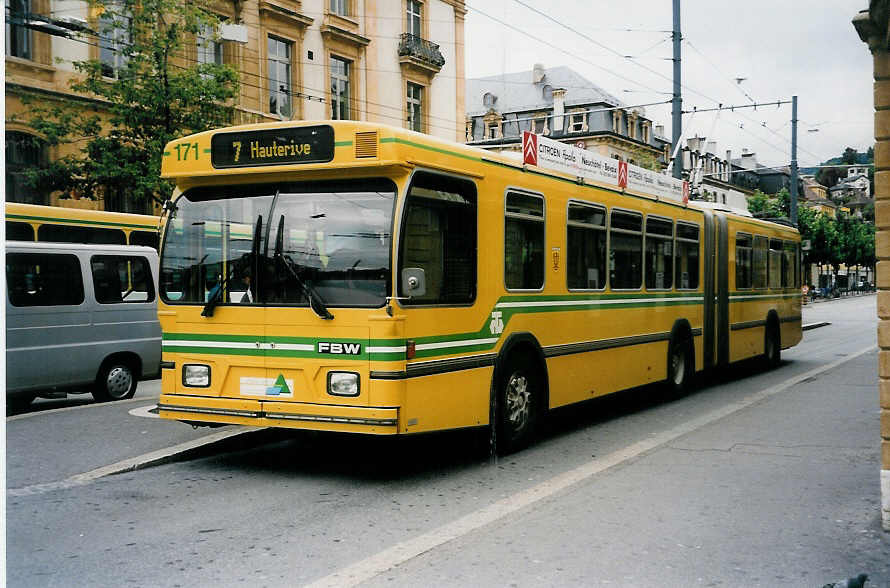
[6,241,161,407]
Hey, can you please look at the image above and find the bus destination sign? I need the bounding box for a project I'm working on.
[211,125,335,169]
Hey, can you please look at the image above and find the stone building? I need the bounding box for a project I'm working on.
[464,64,672,168]
[5,0,467,211]
[852,0,890,531]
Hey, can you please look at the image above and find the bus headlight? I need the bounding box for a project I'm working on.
[328,372,359,397]
[183,364,210,387]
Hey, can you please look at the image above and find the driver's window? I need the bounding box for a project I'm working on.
[398,172,477,305]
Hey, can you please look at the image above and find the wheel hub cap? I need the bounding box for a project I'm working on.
[106,367,132,397]
[506,374,530,431]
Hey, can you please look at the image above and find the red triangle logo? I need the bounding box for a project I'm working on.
[522,131,538,166]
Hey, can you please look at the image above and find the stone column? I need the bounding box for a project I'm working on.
[853,0,890,531]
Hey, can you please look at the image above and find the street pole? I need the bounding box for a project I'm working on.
[672,0,682,179]
[790,94,799,225]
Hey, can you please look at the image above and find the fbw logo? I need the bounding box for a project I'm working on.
[489,311,504,335]
[317,342,362,355]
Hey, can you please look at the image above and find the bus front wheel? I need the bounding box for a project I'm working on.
[495,352,540,455]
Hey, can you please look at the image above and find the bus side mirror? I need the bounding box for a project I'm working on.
[401,268,426,298]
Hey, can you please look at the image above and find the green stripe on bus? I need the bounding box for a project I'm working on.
[6,213,157,231]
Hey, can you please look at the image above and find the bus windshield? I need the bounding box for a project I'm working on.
[160,179,395,308]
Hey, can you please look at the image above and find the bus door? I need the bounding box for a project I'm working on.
[715,213,730,366]
[701,211,730,370]
[702,210,715,369]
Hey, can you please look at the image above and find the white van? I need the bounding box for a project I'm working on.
[6,241,162,406]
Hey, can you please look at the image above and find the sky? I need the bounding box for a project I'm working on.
[464,0,873,170]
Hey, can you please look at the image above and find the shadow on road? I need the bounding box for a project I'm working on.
[157,355,784,482]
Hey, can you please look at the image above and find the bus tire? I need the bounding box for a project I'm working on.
[495,351,540,455]
[764,320,781,369]
[666,334,694,397]
[92,359,138,402]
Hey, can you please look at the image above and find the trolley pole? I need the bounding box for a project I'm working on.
[790,95,799,225]
[672,0,682,179]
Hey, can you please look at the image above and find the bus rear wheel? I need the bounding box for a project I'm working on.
[666,335,694,397]
[92,360,137,402]
[764,322,781,369]
[495,353,540,455]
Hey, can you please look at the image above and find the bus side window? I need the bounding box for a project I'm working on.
[768,238,783,289]
[782,240,796,288]
[753,235,768,289]
[645,216,673,290]
[399,172,477,305]
[505,191,545,290]
[609,209,643,290]
[566,201,606,290]
[37,224,126,245]
[6,252,85,307]
[7,221,35,241]
[735,233,752,289]
[130,230,160,249]
[676,222,700,290]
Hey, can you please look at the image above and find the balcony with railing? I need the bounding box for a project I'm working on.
[398,32,445,75]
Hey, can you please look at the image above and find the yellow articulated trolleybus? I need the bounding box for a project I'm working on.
[156,120,802,453]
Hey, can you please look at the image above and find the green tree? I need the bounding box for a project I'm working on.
[746,188,789,219]
[841,147,858,165]
[19,0,238,210]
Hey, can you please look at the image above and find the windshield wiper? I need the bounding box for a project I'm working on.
[274,214,334,320]
[202,216,262,318]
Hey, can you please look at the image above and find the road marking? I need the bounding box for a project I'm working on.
[7,427,262,497]
[7,394,159,421]
[306,344,877,588]
[128,404,161,419]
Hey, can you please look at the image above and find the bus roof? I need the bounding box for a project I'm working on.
[161,120,797,234]
[6,202,159,231]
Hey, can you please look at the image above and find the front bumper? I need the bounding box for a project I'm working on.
[158,394,399,434]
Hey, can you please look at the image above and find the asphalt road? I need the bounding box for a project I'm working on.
[6,294,889,587]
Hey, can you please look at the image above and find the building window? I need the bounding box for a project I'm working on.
[505,192,545,290]
[99,5,130,78]
[533,116,547,135]
[569,112,586,133]
[407,82,423,132]
[407,0,422,36]
[487,123,498,140]
[197,24,223,66]
[330,0,349,16]
[5,132,48,205]
[331,56,350,120]
[5,0,31,59]
[268,36,292,118]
